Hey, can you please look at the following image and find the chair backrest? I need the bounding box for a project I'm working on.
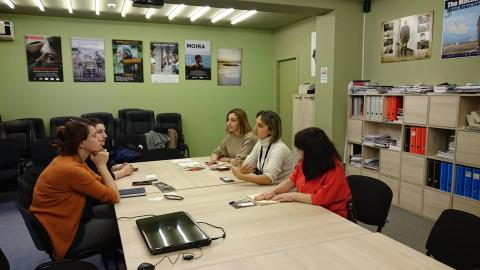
[19,118,46,140]
[15,201,54,258]
[0,140,21,169]
[81,112,115,149]
[17,173,38,209]
[49,116,77,138]
[0,248,9,270]
[0,123,5,139]
[1,119,36,157]
[35,261,99,270]
[426,209,480,269]
[346,175,392,232]
[124,110,155,135]
[156,113,189,157]
[118,108,141,135]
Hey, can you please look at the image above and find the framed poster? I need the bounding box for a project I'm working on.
[150,41,179,83]
[217,48,241,86]
[442,0,480,59]
[113,39,144,82]
[381,12,433,63]
[25,35,63,82]
[185,40,211,80]
[71,37,105,82]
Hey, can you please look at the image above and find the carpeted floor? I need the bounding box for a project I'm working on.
[1,191,434,269]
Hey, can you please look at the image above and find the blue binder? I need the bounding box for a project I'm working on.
[455,165,464,196]
[440,162,448,191]
[447,163,453,192]
[464,167,473,198]
[472,168,480,200]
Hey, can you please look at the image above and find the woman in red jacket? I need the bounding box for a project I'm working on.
[254,127,351,218]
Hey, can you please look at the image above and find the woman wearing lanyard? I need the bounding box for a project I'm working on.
[232,110,294,185]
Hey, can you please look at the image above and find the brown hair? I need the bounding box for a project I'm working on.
[55,117,93,156]
[256,110,282,143]
[225,108,252,136]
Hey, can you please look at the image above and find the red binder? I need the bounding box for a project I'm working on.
[421,127,427,155]
[410,127,416,153]
[416,127,422,154]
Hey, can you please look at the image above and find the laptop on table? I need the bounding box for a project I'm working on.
[136,211,212,255]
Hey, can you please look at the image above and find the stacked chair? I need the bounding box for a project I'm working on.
[156,113,189,157]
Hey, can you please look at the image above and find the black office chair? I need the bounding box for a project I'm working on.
[0,140,22,191]
[346,175,392,232]
[425,209,480,270]
[1,119,36,158]
[0,247,99,270]
[117,108,141,135]
[156,113,189,157]
[81,112,115,149]
[26,137,57,178]
[49,116,76,138]
[0,123,5,139]
[124,110,155,135]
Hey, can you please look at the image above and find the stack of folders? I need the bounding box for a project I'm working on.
[348,80,374,94]
[466,111,480,131]
[433,82,456,93]
[364,158,379,171]
[351,96,364,118]
[363,134,392,148]
[364,96,385,121]
[384,96,403,122]
[404,84,434,94]
[404,126,426,155]
[454,165,480,200]
[455,82,480,93]
[350,155,362,168]
[436,135,455,160]
[426,160,453,192]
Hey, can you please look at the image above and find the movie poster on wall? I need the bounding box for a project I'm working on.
[217,48,241,86]
[442,0,480,59]
[150,42,179,83]
[381,12,433,63]
[71,37,105,82]
[25,35,63,82]
[185,40,211,80]
[112,39,144,82]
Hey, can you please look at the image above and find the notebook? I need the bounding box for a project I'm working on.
[136,211,211,255]
[119,187,146,198]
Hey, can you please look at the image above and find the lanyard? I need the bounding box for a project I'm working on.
[258,143,272,173]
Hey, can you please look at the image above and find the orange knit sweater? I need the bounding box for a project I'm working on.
[30,155,119,259]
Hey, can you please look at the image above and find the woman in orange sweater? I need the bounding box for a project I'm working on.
[30,118,121,259]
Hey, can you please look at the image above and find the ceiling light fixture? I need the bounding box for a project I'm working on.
[190,6,210,22]
[3,0,15,9]
[231,10,257,25]
[120,0,130,17]
[211,8,234,23]
[65,0,73,14]
[33,0,45,12]
[167,4,185,21]
[95,0,100,15]
[145,8,155,19]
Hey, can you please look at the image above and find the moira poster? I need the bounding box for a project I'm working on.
[113,39,144,82]
[71,37,105,82]
[442,0,480,59]
[25,35,63,82]
[185,40,211,80]
[217,48,241,86]
[381,12,433,63]
[150,41,179,83]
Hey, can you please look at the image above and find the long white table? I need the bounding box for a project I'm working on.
[114,157,450,270]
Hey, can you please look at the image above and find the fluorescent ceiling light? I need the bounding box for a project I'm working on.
[168,4,185,20]
[211,8,234,23]
[190,6,210,22]
[121,0,130,17]
[34,0,45,12]
[145,8,155,19]
[3,0,15,9]
[95,0,100,15]
[231,10,257,25]
[65,0,73,14]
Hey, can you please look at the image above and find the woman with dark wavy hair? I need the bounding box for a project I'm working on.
[254,127,351,218]
[30,118,121,259]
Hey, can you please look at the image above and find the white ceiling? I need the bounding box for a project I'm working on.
[0,0,332,30]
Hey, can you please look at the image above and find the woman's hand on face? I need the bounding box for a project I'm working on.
[254,190,276,201]
[91,150,109,166]
[272,193,296,202]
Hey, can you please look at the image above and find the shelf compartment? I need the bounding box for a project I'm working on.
[380,149,401,178]
[404,95,428,125]
[428,95,459,128]
[380,174,400,206]
[456,131,480,167]
[346,119,363,143]
[426,127,455,158]
[403,126,427,155]
[399,181,423,214]
[401,153,425,185]
[345,164,361,176]
[423,188,451,220]
[363,147,379,172]
[344,142,362,169]
[425,159,453,192]
[453,195,480,217]
[457,96,480,128]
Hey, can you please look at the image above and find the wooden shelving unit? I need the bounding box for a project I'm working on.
[345,93,480,220]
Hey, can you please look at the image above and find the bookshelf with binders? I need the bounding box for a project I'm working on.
[345,90,480,220]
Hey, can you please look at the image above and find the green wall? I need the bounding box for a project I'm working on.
[0,14,274,156]
[364,0,480,84]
